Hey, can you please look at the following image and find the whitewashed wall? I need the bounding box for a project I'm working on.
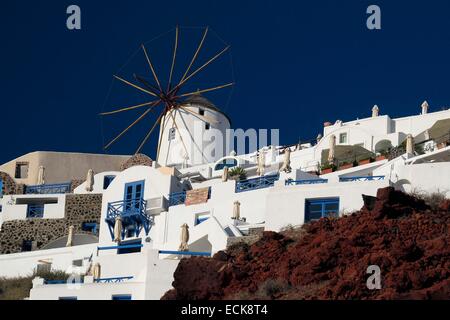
[0,244,97,278]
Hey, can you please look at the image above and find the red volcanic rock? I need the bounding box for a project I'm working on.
[162,187,450,300]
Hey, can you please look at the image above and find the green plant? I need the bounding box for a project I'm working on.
[320,162,336,171]
[229,167,247,181]
[0,270,70,300]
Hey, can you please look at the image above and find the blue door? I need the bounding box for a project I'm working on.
[124,181,145,213]
[305,198,339,222]
[0,180,3,197]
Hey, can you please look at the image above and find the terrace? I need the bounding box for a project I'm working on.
[24,183,71,195]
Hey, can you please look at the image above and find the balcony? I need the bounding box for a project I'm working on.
[105,199,152,240]
[339,176,385,182]
[25,183,71,195]
[168,191,186,207]
[235,174,279,193]
[285,178,328,186]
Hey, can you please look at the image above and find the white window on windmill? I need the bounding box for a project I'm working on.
[168,127,176,141]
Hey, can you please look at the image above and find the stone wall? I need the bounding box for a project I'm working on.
[0,171,17,195]
[0,194,102,254]
[226,227,265,248]
[120,153,153,171]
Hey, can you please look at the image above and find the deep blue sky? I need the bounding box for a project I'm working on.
[2,0,450,163]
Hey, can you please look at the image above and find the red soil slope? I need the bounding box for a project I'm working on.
[162,187,450,300]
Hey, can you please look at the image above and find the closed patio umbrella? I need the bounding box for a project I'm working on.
[37,166,45,185]
[85,169,94,192]
[280,148,292,173]
[233,201,241,220]
[65,226,74,247]
[327,135,336,163]
[222,166,229,182]
[113,216,122,243]
[93,263,101,280]
[178,223,189,252]
[256,150,266,176]
[406,134,415,154]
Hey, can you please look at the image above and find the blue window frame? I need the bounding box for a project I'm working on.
[22,240,33,252]
[305,198,340,222]
[27,204,44,218]
[117,239,142,255]
[0,179,3,197]
[196,217,210,225]
[82,222,98,235]
[103,175,116,190]
[112,294,132,300]
[124,181,145,212]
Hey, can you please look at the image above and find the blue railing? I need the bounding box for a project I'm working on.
[97,244,144,251]
[25,182,71,195]
[106,198,147,220]
[339,175,386,182]
[285,179,328,186]
[105,198,151,241]
[168,191,187,207]
[27,204,44,218]
[45,278,84,285]
[158,250,211,257]
[94,276,134,283]
[168,188,211,207]
[235,174,280,193]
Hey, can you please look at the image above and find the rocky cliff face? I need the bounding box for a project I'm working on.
[162,187,450,300]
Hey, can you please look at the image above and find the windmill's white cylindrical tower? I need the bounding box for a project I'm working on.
[157,94,231,168]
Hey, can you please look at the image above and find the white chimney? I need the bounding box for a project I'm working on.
[421,101,429,115]
[372,105,379,118]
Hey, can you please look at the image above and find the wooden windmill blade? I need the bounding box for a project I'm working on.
[135,110,165,154]
[179,26,209,85]
[167,25,179,91]
[113,75,158,97]
[100,101,158,116]
[103,101,159,150]
[170,45,230,94]
[141,44,163,92]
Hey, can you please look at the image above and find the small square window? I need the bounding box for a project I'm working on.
[205,123,210,130]
[168,128,176,141]
[195,213,211,225]
[199,108,205,116]
[339,133,348,144]
[36,263,51,274]
[15,162,29,179]
[117,239,142,255]
[103,175,116,189]
[72,259,83,267]
[22,240,33,252]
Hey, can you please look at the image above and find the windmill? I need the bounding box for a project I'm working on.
[100,26,234,166]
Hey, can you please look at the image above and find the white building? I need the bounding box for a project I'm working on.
[1,100,449,300]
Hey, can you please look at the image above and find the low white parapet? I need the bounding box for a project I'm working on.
[32,277,45,288]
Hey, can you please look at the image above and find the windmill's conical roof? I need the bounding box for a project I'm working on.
[184,93,216,109]
[182,92,232,125]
